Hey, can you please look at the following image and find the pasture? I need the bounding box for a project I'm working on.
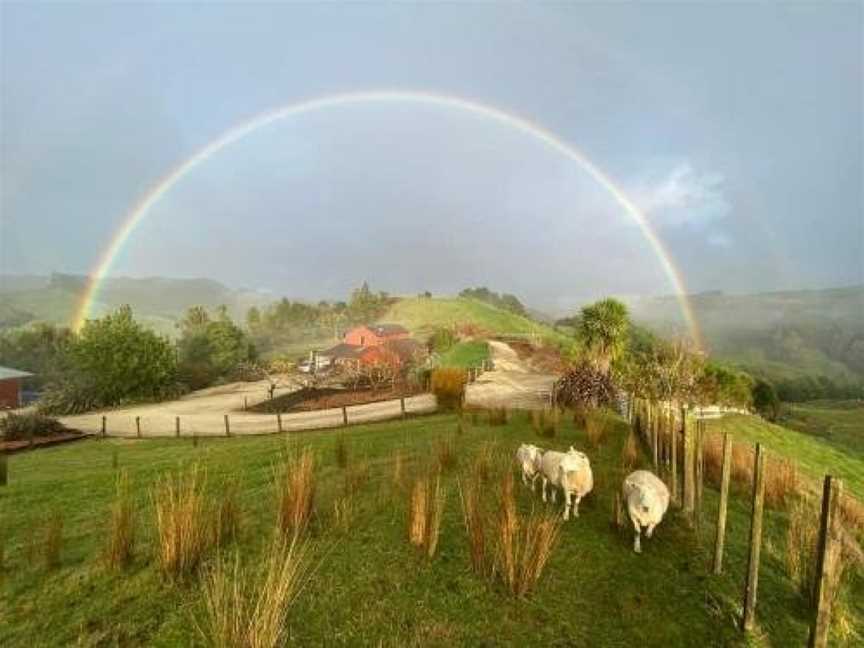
[1,412,861,646]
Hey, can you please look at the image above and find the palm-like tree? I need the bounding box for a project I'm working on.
[578,298,630,374]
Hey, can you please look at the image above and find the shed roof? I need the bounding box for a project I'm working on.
[0,366,33,380]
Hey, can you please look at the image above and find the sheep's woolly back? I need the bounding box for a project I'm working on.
[516,444,543,475]
[623,470,669,526]
[559,453,593,497]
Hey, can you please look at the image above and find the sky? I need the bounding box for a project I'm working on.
[1,3,861,313]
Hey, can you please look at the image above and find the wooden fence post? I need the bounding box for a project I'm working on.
[135,416,141,438]
[741,443,766,632]
[713,432,732,574]
[175,416,180,438]
[808,476,844,648]
[244,396,248,411]
[101,415,107,438]
[683,414,695,516]
[670,408,679,504]
[276,412,283,433]
[652,411,659,470]
[695,419,705,524]
[224,414,230,437]
[0,451,7,487]
[342,406,348,426]
[400,397,406,419]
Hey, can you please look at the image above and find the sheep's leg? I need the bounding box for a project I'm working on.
[551,487,557,504]
[562,489,571,521]
[632,517,642,553]
[542,477,548,502]
[530,473,539,493]
[646,523,656,539]
[521,469,528,487]
[572,495,581,518]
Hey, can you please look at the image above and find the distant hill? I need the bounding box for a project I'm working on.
[381,297,573,347]
[0,273,272,336]
[625,285,864,396]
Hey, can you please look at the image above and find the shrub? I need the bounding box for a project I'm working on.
[0,412,67,441]
[197,536,314,648]
[428,327,457,353]
[552,362,617,410]
[430,368,467,410]
[407,472,446,559]
[152,465,210,579]
[276,448,316,538]
[105,471,136,570]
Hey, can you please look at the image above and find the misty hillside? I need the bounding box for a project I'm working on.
[625,285,864,389]
[0,273,271,335]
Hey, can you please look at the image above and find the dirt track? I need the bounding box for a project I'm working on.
[464,341,558,409]
[59,379,436,437]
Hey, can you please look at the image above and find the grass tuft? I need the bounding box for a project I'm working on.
[152,464,210,579]
[407,471,446,559]
[585,410,608,448]
[213,478,243,548]
[105,471,136,570]
[197,536,315,648]
[621,431,639,470]
[276,447,316,538]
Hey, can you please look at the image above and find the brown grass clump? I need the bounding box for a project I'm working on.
[344,456,370,494]
[585,410,608,448]
[839,493,864,539]
[391,448,405,493]
[458,473,489,575]
[153,465,211,579]
[493,471,561,598]
[434,436,459,473]
[198,536,315,648]
[431,368,467,410]
[332,495,355,534]
[573,406,588,429]
[621,432,639,470]
[407,472,446,559]
[40,512,64,570]
[730,443,754,487]
[786,497,819,601]
[213,478,243,548]
[764,457,799,509]
[105,471,136,570]
[334,435,349,469]
[532,409,558,438]
[276,448,316,538]
[487,408,508,426]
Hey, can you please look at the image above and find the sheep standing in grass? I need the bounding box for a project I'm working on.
[515,444,544,492]
[623,470,670,553]
[540,447,593,521]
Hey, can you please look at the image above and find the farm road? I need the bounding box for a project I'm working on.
[59,379,436,437]
[465,340,558,409]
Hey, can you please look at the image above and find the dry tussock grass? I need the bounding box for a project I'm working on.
[764,457,799,509]
[458,473,488,575]
[276,448,316,538]
[407,471,446,559]
[531,409,558,438]
[105,471,136,570]
[213,478,243,548]
[153,465,210,579]
[334,435,349,470]
[198,536,315,648]
[391,448,405,493]
[621,432,639,470]
[585,410,608,449]
[434,436,459,473]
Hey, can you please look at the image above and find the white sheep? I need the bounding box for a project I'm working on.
[622,470,670,553]
[515,444,544,492]
[540,447,594,520]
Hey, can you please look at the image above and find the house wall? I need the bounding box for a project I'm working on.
[359,346,400,367]
[0,378,21,409]
[344,326,409,347]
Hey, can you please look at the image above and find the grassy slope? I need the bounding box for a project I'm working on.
[436,341,490,368]
[383,297,573,345]
[703,414,864,500]
[2,413,860,646]
[778,400,864,457]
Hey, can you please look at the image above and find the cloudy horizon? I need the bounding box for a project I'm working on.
[2,3,861,311]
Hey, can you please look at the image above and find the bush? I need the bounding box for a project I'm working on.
[0,412,67,441]
[428,327,457,353]
[431,368,467,410]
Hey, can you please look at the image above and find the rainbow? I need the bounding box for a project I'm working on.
[72,89,703,348]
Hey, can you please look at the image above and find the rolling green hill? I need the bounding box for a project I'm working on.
[382,297,574,348]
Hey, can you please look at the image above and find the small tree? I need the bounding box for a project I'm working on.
[577,298,630,375]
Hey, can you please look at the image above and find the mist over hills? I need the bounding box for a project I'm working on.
[1,273,861,395]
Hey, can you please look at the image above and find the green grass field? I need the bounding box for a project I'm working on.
[383,297,573,347]
[436,341,490,368]
[703,413,864,500]
[1,412,861,646]
[778,400,864,457]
